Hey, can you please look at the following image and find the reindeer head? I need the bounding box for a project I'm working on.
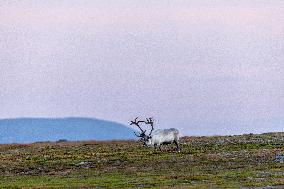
[130,117,155,146]
[144,117,155,146]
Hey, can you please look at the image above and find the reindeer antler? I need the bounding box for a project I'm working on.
[130,117,146,137]
[144,117,154,136]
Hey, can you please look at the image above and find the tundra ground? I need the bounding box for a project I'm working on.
[0,133,283,188]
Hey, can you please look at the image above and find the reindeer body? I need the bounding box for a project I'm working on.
[145,128,180,151]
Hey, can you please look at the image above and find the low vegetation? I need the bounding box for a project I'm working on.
[0,132,283,188]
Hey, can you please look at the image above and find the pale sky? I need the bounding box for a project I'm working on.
[0,0,283,135]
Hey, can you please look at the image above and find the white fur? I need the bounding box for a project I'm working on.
[145,128,180,150]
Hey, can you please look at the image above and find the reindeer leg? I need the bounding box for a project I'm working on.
[174,140,181,152]
[159,145,162,151]
[153,144,158,153]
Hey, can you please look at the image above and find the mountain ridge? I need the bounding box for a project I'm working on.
[0,117,136,144]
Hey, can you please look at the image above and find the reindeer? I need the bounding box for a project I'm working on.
[130,117,180,152]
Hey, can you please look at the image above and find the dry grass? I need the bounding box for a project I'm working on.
[0,133,283,188]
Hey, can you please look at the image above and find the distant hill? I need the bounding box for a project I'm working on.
[0,117,136,144]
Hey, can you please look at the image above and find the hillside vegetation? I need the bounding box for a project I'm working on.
[0,132,283,188]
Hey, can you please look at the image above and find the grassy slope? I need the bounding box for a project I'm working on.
[0,133,283,188]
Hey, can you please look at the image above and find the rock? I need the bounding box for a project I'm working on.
[75,161,91,168]
[275,153,284,163]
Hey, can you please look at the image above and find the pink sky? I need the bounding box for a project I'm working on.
[0,0,283,135]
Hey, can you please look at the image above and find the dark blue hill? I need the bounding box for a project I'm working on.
[0,117,135,144]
